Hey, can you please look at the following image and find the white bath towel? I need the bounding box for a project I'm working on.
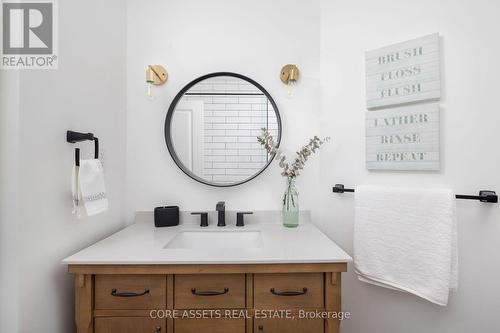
[354,185,458,306]
[71,159,108,217]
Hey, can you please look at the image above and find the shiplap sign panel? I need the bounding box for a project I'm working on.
[366,103,440,170]
[366,33,441,109]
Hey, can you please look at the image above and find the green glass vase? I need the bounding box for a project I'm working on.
[282,178,299,227]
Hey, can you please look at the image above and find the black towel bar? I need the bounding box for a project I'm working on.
[66,130,99,166]
[332,184,498,203]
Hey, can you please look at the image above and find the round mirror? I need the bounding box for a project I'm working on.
[165,72,281,187]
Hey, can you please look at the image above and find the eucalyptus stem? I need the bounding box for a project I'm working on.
[257,128,330,179]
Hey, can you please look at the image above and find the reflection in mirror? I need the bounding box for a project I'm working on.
[167,74,281,186]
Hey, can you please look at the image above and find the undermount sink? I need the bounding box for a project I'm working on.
[164,230,263,249]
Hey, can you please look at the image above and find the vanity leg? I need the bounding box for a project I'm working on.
[75,274,93,333]
[325,272,341,333]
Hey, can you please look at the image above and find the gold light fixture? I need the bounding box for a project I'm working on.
[146,65,168,98]
[280,64,300,97]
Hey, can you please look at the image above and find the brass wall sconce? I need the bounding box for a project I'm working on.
[280,64,300,97]
[146,65,168,98]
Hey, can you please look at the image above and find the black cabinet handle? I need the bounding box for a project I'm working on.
[191,287,229,296]
[258,325,264,332]
[110,288,150,297]
[270,287,308,296]
[154,327,161,333]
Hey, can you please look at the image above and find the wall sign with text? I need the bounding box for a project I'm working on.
[366,104,440,170]
[365,33,440,109]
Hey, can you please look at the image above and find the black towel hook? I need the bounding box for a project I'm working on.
[66,130,99,166]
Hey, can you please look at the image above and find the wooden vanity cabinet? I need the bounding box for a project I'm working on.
[254,317,324,333]
[94,317,165,333]
[174,318,246,333]
[70,263,346,333]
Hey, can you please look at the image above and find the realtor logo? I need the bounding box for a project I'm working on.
[1,0,58,69]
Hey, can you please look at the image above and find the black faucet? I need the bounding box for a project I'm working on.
[216,201,225,226]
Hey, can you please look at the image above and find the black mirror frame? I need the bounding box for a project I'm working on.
[164,72,282,187]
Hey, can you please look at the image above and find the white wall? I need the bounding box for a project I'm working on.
[0,1,128,332]
[126,0,321,217]
[318,0,500,332]
[0,70,20,333]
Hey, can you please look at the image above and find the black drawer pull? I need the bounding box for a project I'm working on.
[110,288,150,297]
[258,325,264,332]
[270,287,308,296]
[155,326,161,333]
[191,287,229,296]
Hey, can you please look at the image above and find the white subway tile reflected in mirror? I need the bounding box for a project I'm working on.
[167,74,280,186]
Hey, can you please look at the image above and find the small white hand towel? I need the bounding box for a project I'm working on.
[354,185,458,306]
[71,159,108,217]
[71,165,84,218]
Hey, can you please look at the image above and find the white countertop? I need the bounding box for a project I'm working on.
[62,212,352,265]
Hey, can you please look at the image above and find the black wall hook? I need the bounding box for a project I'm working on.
[67,130,99,166]
[332,184,498,203]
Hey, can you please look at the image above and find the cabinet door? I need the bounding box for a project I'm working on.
[254,317,324,333]
[174,318,245,333]
[94,317,165,333]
